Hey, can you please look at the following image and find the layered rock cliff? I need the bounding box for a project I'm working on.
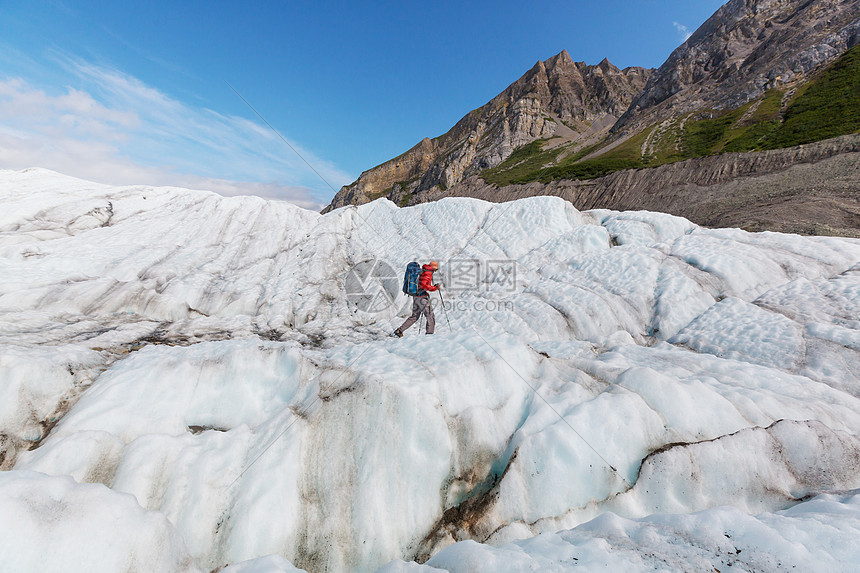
[615,0,860,133]
[426,134,860,237]
[323,51,651,212]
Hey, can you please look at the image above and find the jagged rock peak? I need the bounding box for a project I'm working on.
[323,50,652,212]
[615,0,860,131]
[545,48,574,69]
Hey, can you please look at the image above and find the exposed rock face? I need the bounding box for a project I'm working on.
[323,137,440,210]
[615,0,860,133]
[324,0,860,235]
[323,51,651,212]
[424,134,860,237]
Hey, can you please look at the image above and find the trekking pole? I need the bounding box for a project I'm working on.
[438,285,452,332]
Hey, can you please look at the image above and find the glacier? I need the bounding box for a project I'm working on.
[1,167,859,572]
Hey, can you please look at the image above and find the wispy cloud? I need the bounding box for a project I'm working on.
[673,22,693,43]
[0,56,352,210]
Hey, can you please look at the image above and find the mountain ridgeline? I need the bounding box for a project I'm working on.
[325,51,651,210]
[323,0,860,236]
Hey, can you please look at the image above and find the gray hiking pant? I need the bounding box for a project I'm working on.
[399,295,435,334]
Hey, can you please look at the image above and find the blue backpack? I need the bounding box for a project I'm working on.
[402,262,422,295]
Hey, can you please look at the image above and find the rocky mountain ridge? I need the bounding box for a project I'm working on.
[614,0,860,134]
[324,51,650,212]
[324,0,860,229]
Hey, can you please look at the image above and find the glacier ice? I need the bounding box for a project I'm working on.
[0,470,198,572]
[1,167,859,572]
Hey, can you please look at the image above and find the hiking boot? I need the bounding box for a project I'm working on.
[393,328,403,338]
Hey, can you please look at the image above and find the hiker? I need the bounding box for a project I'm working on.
[394,261,439,336]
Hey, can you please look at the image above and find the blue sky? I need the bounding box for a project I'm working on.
[0,1,725,209]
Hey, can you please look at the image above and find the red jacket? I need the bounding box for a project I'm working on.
[418,265,437,294]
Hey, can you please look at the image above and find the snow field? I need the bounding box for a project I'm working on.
[0,470,200,573]
[1,168,859,572]
[403,489,860,572]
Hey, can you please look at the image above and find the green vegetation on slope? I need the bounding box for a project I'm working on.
[534,130,649,182]
[681,88,784,156]
[722,89,784,152]
[480,44,860,185]
[481,139,565,186]
[764,44,860,148]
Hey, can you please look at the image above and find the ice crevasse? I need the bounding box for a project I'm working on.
[1,168,860,572]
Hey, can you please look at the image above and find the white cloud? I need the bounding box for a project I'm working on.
[0,60,352,210]
[170,177,326,211]
[0,125,325,210]
[673,21,693,43]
